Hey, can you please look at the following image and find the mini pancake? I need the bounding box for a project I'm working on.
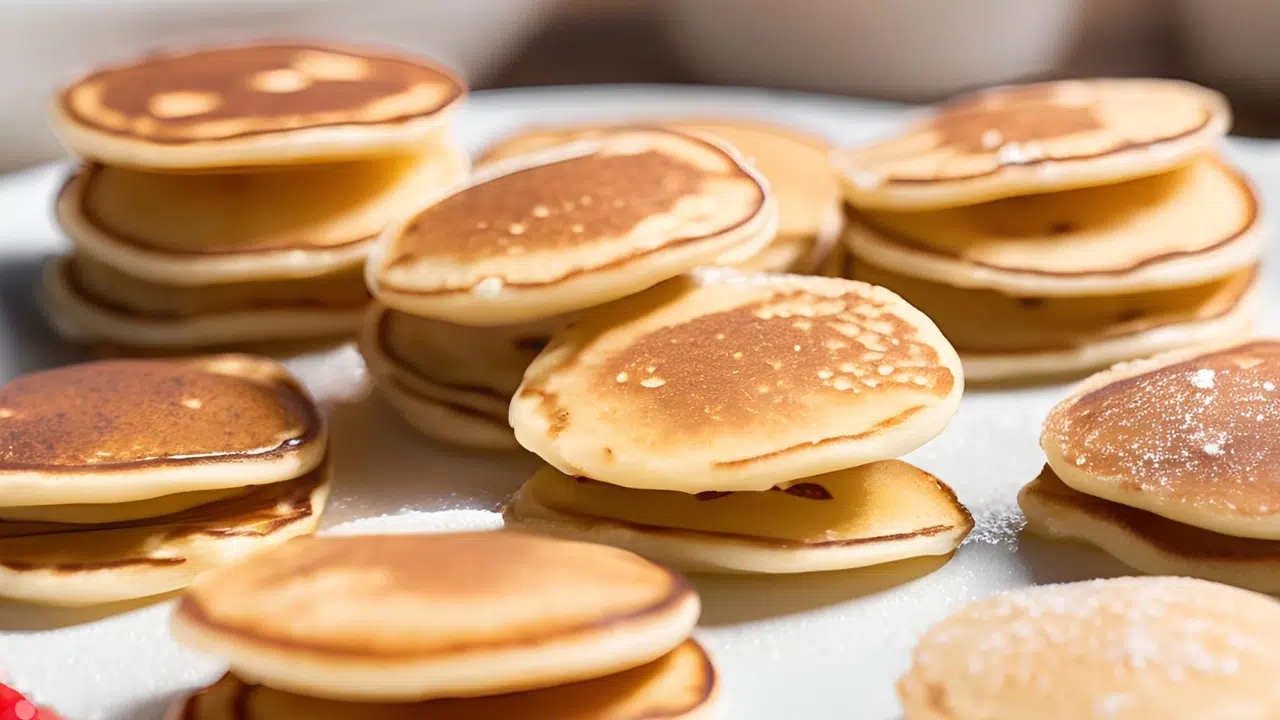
[41,256,369,349]
[368,128,776,325]
[851,258,1260,383]
[1042,340,1280,540]
[1020,465,1280,593]
[479,119,843,274]
[899,577,1280,720]
[52,42,466,169]
[0,460,328,606]
[511,269,963,492]
[504,460,973,574]
[833,78,1230,210]
[167,639,717,720]
[845,155,1261,296]
[57,143,469,285]
[170,532,700,702]
[0,355,325,506]
[373,372,521,452]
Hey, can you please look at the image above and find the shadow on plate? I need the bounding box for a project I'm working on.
[0,254,85,374]
[1018,532,1135,586]
[0,590,179,632]
[319,393,538,528]
[693,554,952,627]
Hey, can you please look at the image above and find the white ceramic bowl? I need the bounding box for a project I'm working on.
[664,0,1084,101]
[1175,0,1280,99]
[0,0,554,170]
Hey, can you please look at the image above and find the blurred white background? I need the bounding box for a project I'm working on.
[1,0,1278,171]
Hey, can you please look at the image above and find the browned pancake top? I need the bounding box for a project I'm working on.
[387,140,760,269]
[1044,341,1280,513]
[595,284,956,434]
[60,43,464,144]
[931,85,1104,154]
[0,358,319,472]
[1024,466,1280,561]
[177,640,715,719]
[177,531,693,657]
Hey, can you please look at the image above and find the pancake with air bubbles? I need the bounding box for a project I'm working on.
[40,256,369,349]
[834,78,1230,211]
[1043,340,1280,540]
[57,144,469,286]
[356,304,570,450]
[504,460,972,574]
[1021,466,1280,593]
[171,532,700,702]
[51,42,466,169]
[0,355,324,507]
[900,576,1280,720]
[0,459,328,606]
[368,128,776,326]
[851,258,1260,384]
[511,269,963,492]
[167,639,717,720]
[478,119,843,274]
[845,155,1261,297]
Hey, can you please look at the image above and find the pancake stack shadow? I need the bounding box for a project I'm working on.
[831,78,1263,385]
[167,532,720,719]
[0,355,330,607]
[359,125,779,450]
[39,42,469,355]
[1019,339,1280,594]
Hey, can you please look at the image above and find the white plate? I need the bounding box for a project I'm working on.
[0,85,1276,720]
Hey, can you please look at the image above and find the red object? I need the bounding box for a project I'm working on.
[0,683,61,720]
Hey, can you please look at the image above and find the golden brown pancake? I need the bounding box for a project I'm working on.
[504,460,973,574]
[0,458,328,606]
[171,532,701,702]
[846,155,1261,296]
[167,640,717,720]
[368,128,776,325]
[41,256,369,349]
[899,577,1280,720]
[1042,340,1280,540]
[58,142,469,285]
[0,354,325,506]
[1021,465,1280,593]
[52,42,466,169]
[478,119,843,274]
[834,78,1231,210]
[511,268,963,492]
[851,258,1260,383]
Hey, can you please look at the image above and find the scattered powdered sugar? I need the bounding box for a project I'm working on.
[1190,368,1216,389]
[1045,347,1280,509]
[915,577,1279,716]
[963,505,1026,547]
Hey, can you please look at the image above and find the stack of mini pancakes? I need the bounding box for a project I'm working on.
[832,78,1262,383]
[1020,339,1280,593]
[477,118,846,276]
[504,269,974,574]
[900,576,1280,719]
[168,532,718,719]
[361,127,779,449]
[0,355,329,606]
[42,42,468,353]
